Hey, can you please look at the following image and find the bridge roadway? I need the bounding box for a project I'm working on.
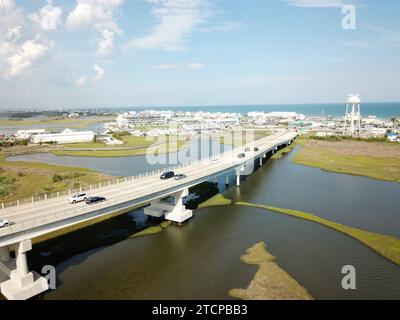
[0,130,298,247]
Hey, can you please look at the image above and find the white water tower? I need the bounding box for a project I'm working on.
[343,94,361,137]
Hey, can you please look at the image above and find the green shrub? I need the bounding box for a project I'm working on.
[52,174,63,183]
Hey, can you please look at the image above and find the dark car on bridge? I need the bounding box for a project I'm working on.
[160,171,175,180]
[85,196,107,205]
[254,147,259,152]
[175,174,187,180]
[237,153,246,159]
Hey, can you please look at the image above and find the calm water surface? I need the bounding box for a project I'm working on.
[8,139,231,176]
[35,148,400,300]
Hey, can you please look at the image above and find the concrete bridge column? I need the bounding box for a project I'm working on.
[0,246,11,263]
[144,189,193,224]
[166,189,193,224]
[235,168,241,187]
[225,175,229,187]
[15,242,29,277]
[259,157,263,166]
[0,240,49,300]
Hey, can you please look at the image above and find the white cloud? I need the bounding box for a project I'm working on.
[6,25,21,41]
[94,64,105,79]
[95,21,122,55]
[6,37,49,77]
[128,0,210,52]
[0,0,15,11]
[285,0,347,7]
[74,75,88,85]
[150,62,205,70]
[0,3,52,77]
[67,0,123,55]
[29,0,63,31]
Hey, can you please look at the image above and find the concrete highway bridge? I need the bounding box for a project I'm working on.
[0,130,299,300]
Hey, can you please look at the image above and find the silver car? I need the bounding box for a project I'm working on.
[0,219,11,228]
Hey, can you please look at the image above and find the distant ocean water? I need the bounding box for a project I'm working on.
[120,103,400,119]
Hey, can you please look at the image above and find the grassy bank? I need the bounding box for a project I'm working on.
[0,116,114,127]
[229,242,313,300]
[51,136,190,157]
[198,194,232,209]
[0,153,110,203]
[129,221,172,239]
[293,138,400,182]
[271,142,297,159]
[236,202,400,266]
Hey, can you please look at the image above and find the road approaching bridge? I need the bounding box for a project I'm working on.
[0,130,298,300]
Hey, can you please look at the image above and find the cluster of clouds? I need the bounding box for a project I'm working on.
[66,0,123,56]
[0,0,120,80]
[0,0,56,78]
[0,0,217,82]
[3,0,392,86]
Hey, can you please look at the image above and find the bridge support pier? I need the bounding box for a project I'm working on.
[259,157,263,166]
[235,168,241,187]
[0,240,49,300]
[225,175,229,187]
[144,189,193,224]
[0,246,11,263]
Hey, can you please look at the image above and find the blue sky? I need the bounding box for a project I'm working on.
[0,0,399,108]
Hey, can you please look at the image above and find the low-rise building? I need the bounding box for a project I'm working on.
[117,111,168,128]
[387,133,400,142]
[16,129,46,139]
[32,129,95,144]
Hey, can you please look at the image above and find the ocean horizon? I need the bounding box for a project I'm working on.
[1,102,399,120]
[114,102,400,119]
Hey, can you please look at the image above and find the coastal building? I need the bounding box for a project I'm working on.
[103,136,124,145]
[32,129,95,144]
[116,111,168,128]
[16,129,46,139]
[370,128,387,137]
